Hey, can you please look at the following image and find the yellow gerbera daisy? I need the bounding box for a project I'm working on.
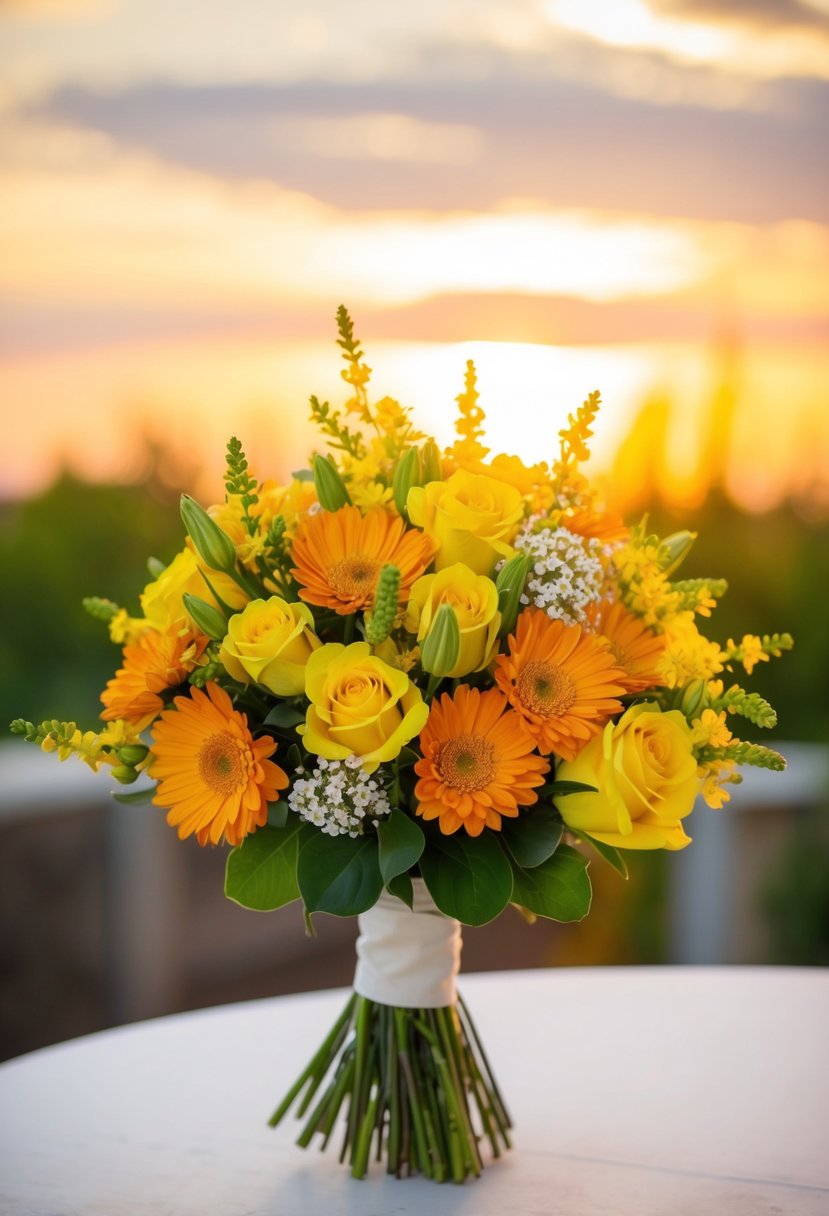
[100,625,208,730]
[414,685,548,837]
[291,505,435,615]
[494,608,626,761]
[150,682,288,846]
[585,599,667,694]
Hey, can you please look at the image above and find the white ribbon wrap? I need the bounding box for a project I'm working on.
[353,879,462,1008]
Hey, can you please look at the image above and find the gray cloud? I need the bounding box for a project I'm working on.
[25,42,829,223]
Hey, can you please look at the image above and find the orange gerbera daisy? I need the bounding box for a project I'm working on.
[291,505,435,615]
[150,682,288,846]
[494,608,627,761]
[565,506,629,546]
[414,685,549,837]
[585,600,667,694]
[100,625,208,730]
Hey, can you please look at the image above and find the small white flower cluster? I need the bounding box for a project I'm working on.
[513,521,605,626]
[288,755,392,837]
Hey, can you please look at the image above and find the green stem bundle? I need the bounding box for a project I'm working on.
[270,993,511,1182]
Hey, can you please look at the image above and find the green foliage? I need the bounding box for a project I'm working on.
[223,436,259,535]
[508,844,592,921]
[392,446,422,515]
[512,845,591,920]
[386,872,414,908]
[717,741,787,771]
[419,830,514,926]
[647,490,826,744]
[495,554,530,638]
[671,577,728,610]
[376,809,425,885]
[225,821,305,911]
[500,807,563,868]
[180,493,236,573]
[308,395,366,459]
[82,596,120,624]
[335,303,363,365]
[297,831,384,916]
[1,466,185,727]
[365,564,400,646]
[577,835,629,879]
[112,783,158,805]
[714,685,777,729]
[10,717,77,747]
[312,452,352,510]
[182,593,227,641]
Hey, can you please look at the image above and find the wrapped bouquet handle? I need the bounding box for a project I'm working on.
[354,882,461,1008]
[270,882,511,1183]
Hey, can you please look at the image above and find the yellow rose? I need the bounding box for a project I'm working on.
[141,547,247,632]
[301,642,428,772]
[407,469,524,574]
[557,703,700,851]
[405,563,501,678]
[219,597,321,695]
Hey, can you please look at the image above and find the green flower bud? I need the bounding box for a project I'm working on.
[111,765,139,785]
[495,554,530,638]
[420,603,461,677]
[183,592,229,642]
[116,744,149,766]
[392,447,422,517]
[365,564,401,645]
[312,454,351,511]
[180,495,237,573]
[659,530,696,576]
[82,596,120,623]
[680,679,708,718]
[420,439,443,485]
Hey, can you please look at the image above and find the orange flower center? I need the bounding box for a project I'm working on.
[435,734,495,791]
[517,660,576,717]
[198,730,246,796]
[327,554,381,602]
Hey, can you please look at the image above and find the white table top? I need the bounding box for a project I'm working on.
[1,967,827,1215]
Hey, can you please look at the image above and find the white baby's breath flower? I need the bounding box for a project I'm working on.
[512,521,604,626]
[288,757,393,837]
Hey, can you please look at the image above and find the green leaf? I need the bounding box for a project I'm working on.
[397,746,419,768]
[509,844,592,922]
[386,872,414,908]
[544,780,598,797]
[377,809,425,885]
[224,821,305,911]
[111,783,158,805]
[263,703,306,729]
[501,807,563,868]
[297,832,383,916]
[579,834,628,879]
[419,830,513,926]
[267,800,289,828]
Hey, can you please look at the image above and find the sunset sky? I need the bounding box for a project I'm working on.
[1,0,827,509]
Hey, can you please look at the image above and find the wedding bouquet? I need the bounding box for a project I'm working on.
[12,308,791,1183]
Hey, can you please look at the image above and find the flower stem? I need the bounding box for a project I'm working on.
[269,991,511,1182]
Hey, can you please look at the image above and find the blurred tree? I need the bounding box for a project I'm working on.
[0,443,196,730]
[647,489,829,745]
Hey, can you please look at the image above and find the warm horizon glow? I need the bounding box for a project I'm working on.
[1,0,826,516]
[2,333,827,517]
